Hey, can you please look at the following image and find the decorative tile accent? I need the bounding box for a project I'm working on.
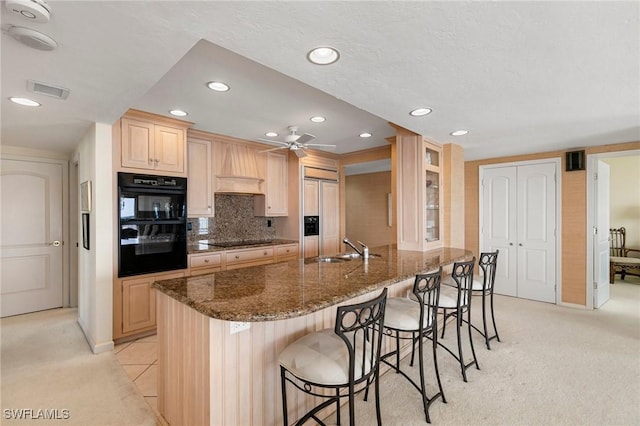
[187,194,276,243]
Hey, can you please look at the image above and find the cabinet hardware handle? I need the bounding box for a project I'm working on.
[264,252,268,255]
[204,259,209,263]
[519,243,523,246]
[235,255,240,259]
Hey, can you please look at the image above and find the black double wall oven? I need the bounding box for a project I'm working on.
[118,172,187,277]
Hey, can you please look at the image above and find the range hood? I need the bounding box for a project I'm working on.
[214,143,264,194]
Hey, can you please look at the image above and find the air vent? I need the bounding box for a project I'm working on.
[28,80,69,100]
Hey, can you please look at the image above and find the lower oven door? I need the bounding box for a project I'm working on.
[118,221,187,277]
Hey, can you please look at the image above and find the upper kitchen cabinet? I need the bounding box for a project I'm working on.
[118,109,192,176]
[187,134,213,217]
[254,151,288,216]
[395,127,443,251]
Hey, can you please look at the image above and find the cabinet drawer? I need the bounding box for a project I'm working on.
[276,244,298,262]
[226,247,274,266]
[190,253,222,269]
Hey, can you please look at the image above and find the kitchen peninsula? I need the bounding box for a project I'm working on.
[153,245,472,426]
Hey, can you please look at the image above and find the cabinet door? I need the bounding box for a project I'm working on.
[122,276,156,333]
[303,179,319,216]
[155,125,185,173]
[187,138,213,217]
[320,181,340,256]
[121,118,154,170]
[303,236,319,258]
[266,153,288,216]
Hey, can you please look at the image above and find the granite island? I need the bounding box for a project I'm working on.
[153,245,472,426]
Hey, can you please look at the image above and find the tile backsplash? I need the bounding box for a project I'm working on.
[187,194,275,243]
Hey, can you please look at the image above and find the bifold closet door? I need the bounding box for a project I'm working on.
[481,162,557,303]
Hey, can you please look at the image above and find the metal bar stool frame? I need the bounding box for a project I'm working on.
[279,288,388,426]
[437,258,479,382]
[470,250,500,349]
[375,268,446,423]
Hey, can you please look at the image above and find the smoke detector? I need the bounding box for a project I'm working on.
[8,26,57,51]
[5,0,51,24]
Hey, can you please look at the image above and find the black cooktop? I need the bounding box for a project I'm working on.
[207,240,275,248]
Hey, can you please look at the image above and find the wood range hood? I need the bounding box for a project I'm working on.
[214,143,264,194]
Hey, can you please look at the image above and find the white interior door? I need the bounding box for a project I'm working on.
[594,160,610,308]
[1,158,64,317]
[481,166,518,297]
[481,161,558,303]
[516,163,557,303]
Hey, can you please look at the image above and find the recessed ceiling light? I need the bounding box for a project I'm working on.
[207,81,230,92]
[265,132,278,138]
[450,130,469,136]
[409,108,432,117]
[9,97,40,107]
[307,46,340,65]
[169,109,188,117]
[310,116,326,123]
[359,132,372,138]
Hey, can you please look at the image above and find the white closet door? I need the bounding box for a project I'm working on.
[481,166,518,297]
[515,163,557,303]
[594,160,610,308]
[481,161,558,303]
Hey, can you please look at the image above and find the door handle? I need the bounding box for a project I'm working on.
[509,243,513,246]
[50,241,62,247]
[519,243,523,247]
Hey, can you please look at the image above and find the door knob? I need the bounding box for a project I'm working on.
[50,241,62,247]
[519,243,523,246]
[509,243,513,246]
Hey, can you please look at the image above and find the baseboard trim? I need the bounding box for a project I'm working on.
[559,301,588,310]
[77,317,115,354]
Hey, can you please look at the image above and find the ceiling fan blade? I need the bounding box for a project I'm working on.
[294,148,308,158]
[295,133,316,144]
[256,138,289,147]
[260,146,289,153]
[302,143,336,148]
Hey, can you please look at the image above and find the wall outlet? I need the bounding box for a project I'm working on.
[230,321,250,334]
[267,219,272,227]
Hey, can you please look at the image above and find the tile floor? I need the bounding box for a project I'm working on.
[114,334,166,426]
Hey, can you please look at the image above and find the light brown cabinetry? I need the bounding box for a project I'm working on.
[255,152,288,216]
[303,179,319,216]
[320,181,340,256]
[115,270,185,339]
[119,110,191,175]
[303,236,319,258]
[275,243,298,262]
[225,247,275,270]
[212,139,264,194]
[395,129,443,251]
[189,252,223,276]
[187,137,214,217]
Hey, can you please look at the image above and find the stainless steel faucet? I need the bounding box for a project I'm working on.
[343,238,369,259]
[343,238,362,256]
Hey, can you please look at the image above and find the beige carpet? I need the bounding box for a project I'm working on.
[1,308,156,425]
[326,277,640,425]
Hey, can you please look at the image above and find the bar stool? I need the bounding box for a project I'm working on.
[278,288,388,426]
[471,250,500,349]
[378,268,446,424]
[437,258,479,382]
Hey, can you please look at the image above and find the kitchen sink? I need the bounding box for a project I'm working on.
[335,252,381,260]
[311,256,351,263]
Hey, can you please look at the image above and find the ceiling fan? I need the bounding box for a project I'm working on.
[257,126,336,158]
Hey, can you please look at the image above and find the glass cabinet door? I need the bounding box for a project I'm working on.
[424,143,442,247]
[425,169,440,242]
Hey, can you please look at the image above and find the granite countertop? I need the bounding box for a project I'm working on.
[188,238,299,254]
[154,245,473,322]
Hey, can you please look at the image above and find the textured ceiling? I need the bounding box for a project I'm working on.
[1,1,638,160]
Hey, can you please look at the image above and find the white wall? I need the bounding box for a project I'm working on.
[75,123,114,353]
[603,155,640,248]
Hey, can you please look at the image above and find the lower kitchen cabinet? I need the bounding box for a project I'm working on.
[275,243,298,262]
[189,252,223,276]
[114,270,185,340]
[226,247,275,270]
